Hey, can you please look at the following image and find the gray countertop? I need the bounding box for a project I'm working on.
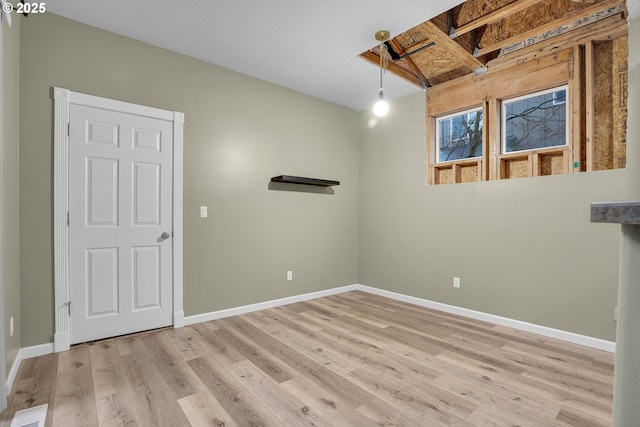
[591,201,640,225]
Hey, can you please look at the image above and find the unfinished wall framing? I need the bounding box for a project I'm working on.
[426,31,629,185]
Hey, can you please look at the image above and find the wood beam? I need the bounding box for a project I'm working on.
[487,14,626,71]
[388,39,432,88]
[476,0,626,57]
[585,41,595,171]
[415,21,485,70]
[360,51,424,88]
[452,0,544,38]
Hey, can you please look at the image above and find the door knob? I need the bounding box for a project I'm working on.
[160,232,170,240]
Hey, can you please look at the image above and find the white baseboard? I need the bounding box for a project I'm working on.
[183,283,614,353]
[5,348,22,396]
[173,311,185,328]
[6,282,614,396]
[22,343,54,359]
[5,343,53,396]
[184,284,360,325]
[355,284,616,353]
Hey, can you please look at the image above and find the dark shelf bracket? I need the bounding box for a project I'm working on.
[270,175,340,187]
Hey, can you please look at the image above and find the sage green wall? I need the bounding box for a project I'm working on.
[2,16,21,375]
[18,11,636,348]
[359,24,639,342]
[19,13,359,346]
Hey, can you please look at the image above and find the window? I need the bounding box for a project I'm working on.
[436,107,483,162]
[502,86,568,154]
[426,41,627,185]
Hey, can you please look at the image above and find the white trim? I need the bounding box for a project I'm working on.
[356,285,616,353]
[172,111,184,329]
[502,85,569,155]
[52,87,184,352]
[435,105,483,164]
[4,343,53,396]
[184,284,614,352]
[5,283,614,395]
[21,343,54,360]
[184,285,360,325]
[4,348,19,396]
[53,88,70,353]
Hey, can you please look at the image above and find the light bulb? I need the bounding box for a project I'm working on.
[373,99,389,117]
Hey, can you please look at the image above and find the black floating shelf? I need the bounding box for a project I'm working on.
[271,175,340,187]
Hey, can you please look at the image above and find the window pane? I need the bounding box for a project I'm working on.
[437,109,483,162]
[504,88,567,153]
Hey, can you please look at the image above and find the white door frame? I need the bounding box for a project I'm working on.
[53,87,184,352]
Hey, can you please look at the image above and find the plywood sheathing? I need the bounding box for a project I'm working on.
[359,0,626,89]
[540,153,565,175]
[478,0,593,48]
[502,157,531,179]
[480,1,626,57]
[435,167,455,184]
[613,36,628,169]
[459,164,480,182]
[593,36,628,170]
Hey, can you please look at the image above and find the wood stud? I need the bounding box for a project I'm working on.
[421,0,627,184]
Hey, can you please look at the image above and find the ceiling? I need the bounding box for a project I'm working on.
[360,0,630,90]
[45,0,465,111]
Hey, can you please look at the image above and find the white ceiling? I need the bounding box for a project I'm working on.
[628,0,640,19]
[45,0,464,111]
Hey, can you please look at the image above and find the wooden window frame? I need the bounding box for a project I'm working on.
[427,48,579,185]
[426,26,628,185]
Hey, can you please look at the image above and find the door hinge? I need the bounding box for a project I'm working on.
[67,212,70,226]
[63,301,71,316]
[67,123,70,137]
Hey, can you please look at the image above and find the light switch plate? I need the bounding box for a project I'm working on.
[200,206,208,218]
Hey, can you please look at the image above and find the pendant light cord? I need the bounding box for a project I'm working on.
[379,41,388,92]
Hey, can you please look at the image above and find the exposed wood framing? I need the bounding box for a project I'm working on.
[414,21,485,70]
[360,51,423,87]
[360,0,629,184]
[425,113,436,185]
[486,14,626,72]
[387,39,432,88]
[488,99,499,181]
[570,45,584,172]
[476,0,626,57]
[427,49,573,113]
[452,0,544,39]
[585,41,595,171]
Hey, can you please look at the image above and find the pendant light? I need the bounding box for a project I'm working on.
[373,30,390,117]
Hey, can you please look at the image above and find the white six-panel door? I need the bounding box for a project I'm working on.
[68,104,174,344]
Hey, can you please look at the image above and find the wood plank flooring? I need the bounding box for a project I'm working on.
[0,291,614,426]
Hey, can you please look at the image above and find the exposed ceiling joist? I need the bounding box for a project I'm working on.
[451,0,544,38]
[414,21,485,70]
[360,0,628,90]
[476,0,626,57]
[360,51,424,88]
[387,39,433,88]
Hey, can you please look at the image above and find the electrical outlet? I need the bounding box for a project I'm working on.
[453,277,461,288]
[10,316,13,336]
[200,206,208,218]
[287,270,293,281]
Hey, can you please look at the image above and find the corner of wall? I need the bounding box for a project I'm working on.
[1,13,21,380]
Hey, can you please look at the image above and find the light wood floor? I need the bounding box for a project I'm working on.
[1,291,614,426]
